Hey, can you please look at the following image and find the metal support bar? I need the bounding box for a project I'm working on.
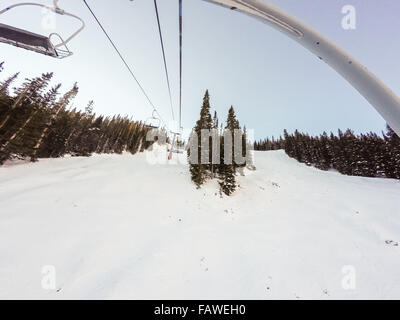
[203,0,400,135]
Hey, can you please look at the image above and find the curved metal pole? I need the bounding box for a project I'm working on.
[203,0,400,136]
[52,11,85,48]
[0,2,85,49]
[0,2,51,14]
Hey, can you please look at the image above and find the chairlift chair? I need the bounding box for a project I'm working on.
[0,0,85,58]
[145,110,161,129]
[168,130,184,155]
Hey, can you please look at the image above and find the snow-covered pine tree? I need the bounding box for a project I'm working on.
[0,72,54,152]
[189,144,205,188]
[211,110,220,177]
[0,73,53,159]
[212,110,219,131]
[32,84,78,159]
[188,90,213,187]
[225,106,241,170]
[217,107,240,195]
[0,72,19,95]
[218,129,236,196]
[383,125,400,179]
[219,164,236,195]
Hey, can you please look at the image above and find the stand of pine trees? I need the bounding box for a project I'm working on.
[188,90,255,195]
[255,128,400,180]
[0,65,155,165]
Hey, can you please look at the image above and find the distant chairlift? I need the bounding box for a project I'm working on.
[168,130,184,160]
[0,0,85,58]
[145,110,161,129]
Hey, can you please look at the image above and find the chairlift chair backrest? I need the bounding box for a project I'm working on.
[0,1,85,58]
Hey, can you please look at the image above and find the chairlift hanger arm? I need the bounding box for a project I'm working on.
[202,0,400,136]
[53,11,85,48]
[0,1,66,15]
[0,2,50,14]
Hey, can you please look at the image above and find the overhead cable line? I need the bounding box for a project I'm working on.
[154,0,175,122]
[82,0,166,126]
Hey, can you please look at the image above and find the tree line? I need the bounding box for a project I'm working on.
[188,90,255,196]
[0,64,155,164]
[255,127,400,180]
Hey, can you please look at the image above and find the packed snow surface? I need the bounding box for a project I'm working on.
[0,149,399,299]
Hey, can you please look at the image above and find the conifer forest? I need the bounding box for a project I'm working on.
[255,127,400,180]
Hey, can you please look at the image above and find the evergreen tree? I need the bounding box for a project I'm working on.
[218,128,236,195]
[188,90,213,187]
[32,84,77,160]
[225,106,241,169]
[218,162,236,196]
[211,110,219,177]
[85,100,94,114]
[0,73,53,132]
[199,90,212,130]
[217,108,240,195]
[212,110,219,130]
[0,72,19,95]
[0,73,54,160]
[189,131,205,188]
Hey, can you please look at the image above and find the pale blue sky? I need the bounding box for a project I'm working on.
[1,0,399,139]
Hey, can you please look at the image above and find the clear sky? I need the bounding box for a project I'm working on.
[1,0,399,140]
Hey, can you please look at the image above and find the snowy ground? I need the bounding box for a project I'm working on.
[0,148,399,299]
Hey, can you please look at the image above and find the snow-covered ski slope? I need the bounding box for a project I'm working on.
[0,149,399,299]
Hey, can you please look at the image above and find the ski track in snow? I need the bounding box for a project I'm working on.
[0,150,399,299]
